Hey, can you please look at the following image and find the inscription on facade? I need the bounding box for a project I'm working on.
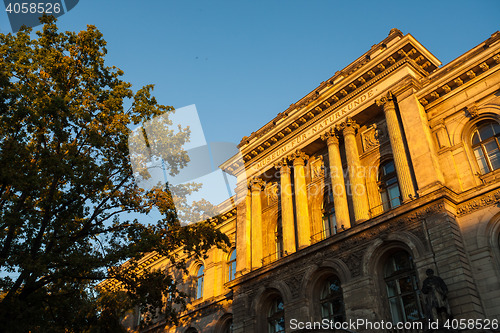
[252,89,376,171]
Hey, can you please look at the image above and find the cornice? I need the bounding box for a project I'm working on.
[418,53,500,110]
[416,31,500,110]
[224,33,500,178]
[98,207,237,292]
[226,46,436,177]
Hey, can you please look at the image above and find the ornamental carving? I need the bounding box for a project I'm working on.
[288,150,309,165]
[375,91,396,108]
[361,123,387,153]
[456,189,500,216]
[344,252,363,277]
[465,103,479,118]
[393,202,445,225]
[320,127,340,146]
[336,116,359,135]
[248,177,265,191]
[285,274,303,299]
[265,182,279,205]
[309,156,324,179]
[274,158,290,173]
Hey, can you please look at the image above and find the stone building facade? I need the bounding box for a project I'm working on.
[125,29,500,333]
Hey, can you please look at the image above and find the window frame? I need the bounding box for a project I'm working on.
[227,249,236,282]
[319,275,346,324]
[471,121,500,174]
[378,160,401,211]
[267,295,285,333]
[383,250,424,324]
[195,264,204,300]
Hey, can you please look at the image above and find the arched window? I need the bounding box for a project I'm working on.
[320,275,345,323]
[471,121,500,174]
[267,296,285,333]
[384,251,423,323]
[185,328,198,333]
[322,187,336,237]
[227,249,236,282]
[221,319,233,333]
[195,265,204,300]
[217,314,233,333]
[379,160,401,211]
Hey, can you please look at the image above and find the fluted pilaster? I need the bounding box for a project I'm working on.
[338,117,370,222]
[235,181,251,277]
[288,150,311,249]
[376,93,416,202]
[249,178,265,269]
[321,129,351,229]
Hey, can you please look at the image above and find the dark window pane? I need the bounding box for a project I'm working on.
[399,276,413,293]
[383,161,395,175]
[401,294,420,321]
[493,123,500,135]
[479,123,495,141]
[472,131,480,145]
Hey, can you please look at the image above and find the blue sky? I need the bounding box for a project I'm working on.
[1,0,499,147]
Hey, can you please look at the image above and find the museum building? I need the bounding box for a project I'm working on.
[118,29,500,332]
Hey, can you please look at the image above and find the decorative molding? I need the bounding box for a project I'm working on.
[418,52,500,111]
[465,103,479,118]
[236,43,443,168]
[456,189,500,216]
[466,70,476,79]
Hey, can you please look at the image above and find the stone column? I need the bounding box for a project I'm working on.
[249,178,264,269]
[235,181,251,277]
[321,129,351,229]
[289,150,311,249]
[244,189,252,269]
[338,117,370,222]
[275,159,296,255]
[376,93,416,202]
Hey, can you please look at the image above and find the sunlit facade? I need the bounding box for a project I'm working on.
[120,29,500,332]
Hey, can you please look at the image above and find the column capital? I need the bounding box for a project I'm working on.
[248,177,265,192]
[375,91,396,110]
[288,150,309,166]
[320,128,340,146]
[337,117,359,136]
[274,158,291,174]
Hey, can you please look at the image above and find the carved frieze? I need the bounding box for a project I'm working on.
[344,252,363,277]
[456,189,500,216]
[285,274,303,299]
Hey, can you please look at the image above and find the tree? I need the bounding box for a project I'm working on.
[0,16,229,332]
